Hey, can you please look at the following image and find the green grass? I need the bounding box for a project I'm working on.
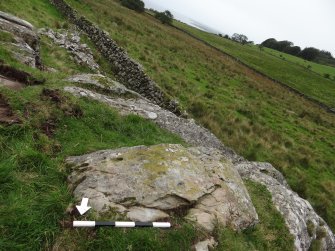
[0,82,185,250]
[216,181,294,251]
[0,52,295,250]
[0,0,67,28]
[40,35,94,74]
[263,47,335,78]
[63,0,335,231]
[174,21,335,108]
[0,0,333,249]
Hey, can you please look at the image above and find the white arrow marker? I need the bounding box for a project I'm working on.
[76,198,91,215]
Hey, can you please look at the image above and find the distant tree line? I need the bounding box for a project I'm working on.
[120,0,145,12]
[120,0,173,25]
[261,38,335,65]
[153,10,174,25]
[219,33,253,45]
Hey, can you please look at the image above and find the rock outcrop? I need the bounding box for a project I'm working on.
[66,73,141,98]
[66,144,259,232]
[194,237,218,251]
[39,28,100,72]
[64,84,241,162]
[236,161,335,251]
[50,0,182,115]
[0,11,40,67]
[64,80,335,250]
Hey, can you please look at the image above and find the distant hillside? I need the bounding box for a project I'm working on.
[174,21,335,109]
[58,0,335,232]
[0,0,335,250]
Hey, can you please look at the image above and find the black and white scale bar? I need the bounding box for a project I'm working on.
[73,221,171,228]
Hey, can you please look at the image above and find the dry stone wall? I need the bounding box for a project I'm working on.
[50,0,181,115]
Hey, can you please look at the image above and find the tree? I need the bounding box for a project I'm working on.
[283,46,301,56]
[120,0,145,12]
[155,10,174,25]
[261,38,278,49]
[276,40,293,51]
[231,33,248,45]
[299,47,320,61]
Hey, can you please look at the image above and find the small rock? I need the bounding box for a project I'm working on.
[194,237,217,251]
[127,207,169,221]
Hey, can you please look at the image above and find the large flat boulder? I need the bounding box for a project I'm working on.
[66,144,258,232]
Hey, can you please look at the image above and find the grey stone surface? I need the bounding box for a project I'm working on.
[236,161,335,251]
[66,144,258,232]
[39,28,100,72]
[0,12,40,67]
[194,237,217,251]
[66,73,141,97]
[50,0,181,115]
[127,207,169,222]
[64,86,241,162]
[0,11,34,30]
[65,84,335,249]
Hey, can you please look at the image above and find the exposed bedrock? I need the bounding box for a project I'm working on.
[0,11,40,67]
[66,144,259,232]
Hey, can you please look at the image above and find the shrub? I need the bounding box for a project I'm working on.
[323,73,330,79]
[155,10,173,25]
[120,0,145,12]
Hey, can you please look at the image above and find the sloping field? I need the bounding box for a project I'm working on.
[0,0,295,250]
[63,0,335,231]
[174,21,335,108]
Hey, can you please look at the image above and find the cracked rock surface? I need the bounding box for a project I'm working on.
[39,28,99,72]
[64,81,335,250]
[0,11,40,67]
[66,144,258,232]
[66,73,141,97]
[64,86,241,162]
[236,161,335,251]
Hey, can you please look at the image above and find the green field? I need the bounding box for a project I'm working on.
[0,0,296,249]
[264,47,335,77]
[174,21,335,108]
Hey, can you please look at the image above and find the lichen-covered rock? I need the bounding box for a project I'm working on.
[66,144,258,232]
[0,11,40,67]
[66,74,141,97]
[236,161,335,251]
[64,86,241,162]
[39,28,99,72]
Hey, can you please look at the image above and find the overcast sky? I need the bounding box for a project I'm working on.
[143,0,335,55]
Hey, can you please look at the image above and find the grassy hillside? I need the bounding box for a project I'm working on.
[0,0,295,250]
[59,0,335,231]
[174,21,335,108]
[264,47,335,77]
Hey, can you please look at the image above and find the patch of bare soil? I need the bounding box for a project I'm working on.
[0,61,45,85]
[0,75,24,90]
[0,94,20,124]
